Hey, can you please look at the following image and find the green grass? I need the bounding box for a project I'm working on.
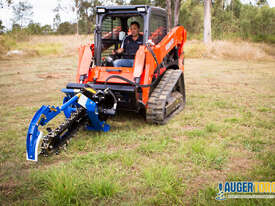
[0,57,274,205]
[14,42,64,56]
[33,43,63,56]
[187,138,227,170]
[137,137,169,156]
[242,138,266,152]
[120,151,137,168]
[253,151,275,181]
[224,117,241,123]
[142,164,185,205]
[0,34,64,58]
[34,167,86,205]
[185,129,206,138]
[31,165,122,205]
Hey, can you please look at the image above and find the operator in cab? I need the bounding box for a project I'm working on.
[113,21,143,67]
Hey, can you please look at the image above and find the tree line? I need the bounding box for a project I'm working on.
[0,0,274,43]
[182,0,275,43]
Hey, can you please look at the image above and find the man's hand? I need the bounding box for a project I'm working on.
[113,48,124,55]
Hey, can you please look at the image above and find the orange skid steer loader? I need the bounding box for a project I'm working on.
[26,5,187,161]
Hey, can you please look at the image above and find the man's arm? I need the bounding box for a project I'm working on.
[113,35,128,54]
[115,47,124,54]
[112,46,124,55]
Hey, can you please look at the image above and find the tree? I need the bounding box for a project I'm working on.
[12,1,33,27]
[72,0,81,35]
[12,23,21,31]
[154,0,166,8]
[57,22,75,34]
[78,0,102,34]
[0,0,12,8]
[230,0,242,18]
[180,0,204,35]
[130,0,151,4]
[53,2,62,31]
[165,0,182,29]
[256,0,268,6]
[0,20,5,33]
[204,0,211,43]
[166,0,172,30]
[41,25,53,34]
[79,0,93,34]
[115,0,125,4]
[174,0,182,26]
[211,0,238,39]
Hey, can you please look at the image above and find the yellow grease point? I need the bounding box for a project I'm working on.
[85,87,96,94]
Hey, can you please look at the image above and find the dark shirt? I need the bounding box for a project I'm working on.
[121,34,143,59]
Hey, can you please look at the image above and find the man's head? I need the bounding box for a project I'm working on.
[130,21,140,37]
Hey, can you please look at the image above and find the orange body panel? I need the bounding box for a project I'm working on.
[133,45,146,78]
[87,66,134,84]
[77,44,94,83]
[76,46,85,83]
[80,46,93,75]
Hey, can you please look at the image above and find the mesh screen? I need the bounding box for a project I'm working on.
[149,14,167,44]
[101,16,122,58]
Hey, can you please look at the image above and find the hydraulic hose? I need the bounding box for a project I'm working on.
[104,75,155,88]
[145,43,160,77]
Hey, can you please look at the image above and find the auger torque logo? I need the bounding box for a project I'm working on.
[216,182,275,200]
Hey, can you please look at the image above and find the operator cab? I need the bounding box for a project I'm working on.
[94,5,167,67]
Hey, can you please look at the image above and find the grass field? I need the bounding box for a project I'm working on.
[0,38,274,205]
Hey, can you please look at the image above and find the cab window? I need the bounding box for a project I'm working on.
[149,13,167,44]
[101,16,122,58]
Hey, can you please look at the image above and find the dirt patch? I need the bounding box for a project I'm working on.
[226,154,257,174]
[36,73,68,79]
[183,147,258,201]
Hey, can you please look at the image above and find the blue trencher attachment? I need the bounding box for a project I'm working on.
[26,91,110,162]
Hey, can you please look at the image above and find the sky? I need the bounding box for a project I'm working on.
[0,0,274,30]
[0,0,74,30]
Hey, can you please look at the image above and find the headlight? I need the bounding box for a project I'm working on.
[97,8,106,13]
[137,7,146,12]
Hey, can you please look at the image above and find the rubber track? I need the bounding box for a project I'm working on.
[146,69,185,124]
